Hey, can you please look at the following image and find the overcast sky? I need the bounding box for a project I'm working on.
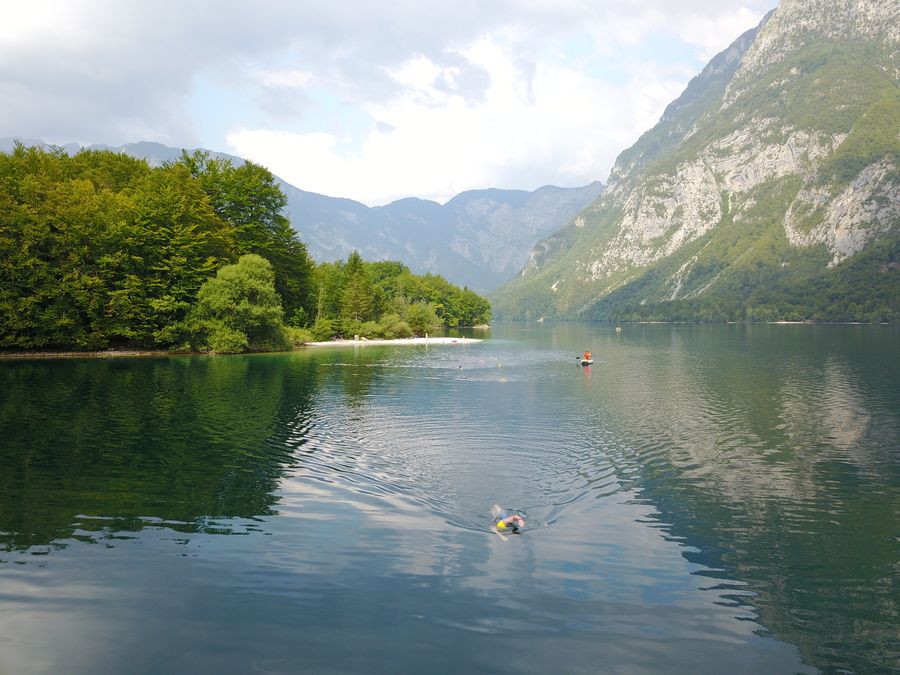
[0,0,776,205]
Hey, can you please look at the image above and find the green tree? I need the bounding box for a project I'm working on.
[118,164,231,346]
[341,251,374,326]
[0,145,139,348]
[67,148,151,192]
[314,261,346,320]
[311,316,338,341]
[378,313,413,338]
[0,145,324,350]
[178,150,315,322]
[307,253,492,338]
[405,301,441,336]
[188,254,289,353]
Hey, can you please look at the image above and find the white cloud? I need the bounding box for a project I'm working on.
[2,0,777,203]
[228,35,689,205]
[673,7,768,59]
[256,69,314,89]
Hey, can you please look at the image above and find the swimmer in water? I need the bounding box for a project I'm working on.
[495,514,525,533]
[491,504,526,535]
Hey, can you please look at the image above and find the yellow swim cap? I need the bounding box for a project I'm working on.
[496,520,507,529]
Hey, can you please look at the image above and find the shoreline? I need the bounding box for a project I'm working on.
[0,336,482,360]
[303,336,482,347]
[0,349,191,360]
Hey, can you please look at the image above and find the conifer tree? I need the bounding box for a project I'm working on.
[340,251,374,325]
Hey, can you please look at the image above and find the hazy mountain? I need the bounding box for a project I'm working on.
[492,0,899,321]
[277,180,602,290]
[0,138,601,291]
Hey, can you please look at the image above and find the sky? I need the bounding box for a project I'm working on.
[0,0,777,205]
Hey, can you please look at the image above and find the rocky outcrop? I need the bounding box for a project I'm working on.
[702,124,844,193]
[726,0,900,98]
[576,121,853,285]
[585,161,721,279]
[784,158,900,265]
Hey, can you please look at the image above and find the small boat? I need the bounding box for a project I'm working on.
[581,358,593,366]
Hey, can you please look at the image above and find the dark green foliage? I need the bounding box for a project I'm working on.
[187,254,289,353]
[341,251,375,324]
[314,261,347,321]
[177,151,315,321]
[377,313,413,339]
[597,236,899,323]
[311,317,338,341]
[0,145,232,348]
[405,302,442,336]
[66,149,152,192]
[0,144,315,350]
[118,164,233,345]
[311,253,491,337]
[0,145,488,350]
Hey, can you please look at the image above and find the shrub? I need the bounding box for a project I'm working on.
[188,254,289,352]
[405,302,441,336]
[378,313,413,338]
[206,323,249,353]
[357,321,381,338]
[311,317,337,341]
[285,326,313,347]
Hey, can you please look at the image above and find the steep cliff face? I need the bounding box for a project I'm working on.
[493,0,899,321]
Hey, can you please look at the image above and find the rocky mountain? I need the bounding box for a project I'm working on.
[0,138,601,292]
[279,181,602,291]
[492,0,899,322]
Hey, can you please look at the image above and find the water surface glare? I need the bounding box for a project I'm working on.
[1,323,897,674]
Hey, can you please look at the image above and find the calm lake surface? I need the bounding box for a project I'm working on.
[1,323,897,674]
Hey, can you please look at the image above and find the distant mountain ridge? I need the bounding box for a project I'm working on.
[0,138,602,291]
[492,0,899,322]
[279,179,602,291]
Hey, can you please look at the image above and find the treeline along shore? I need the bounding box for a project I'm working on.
[0,144,491,353]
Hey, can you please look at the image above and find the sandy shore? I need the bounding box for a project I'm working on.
[304,336,482,347]
[0,337,482,359]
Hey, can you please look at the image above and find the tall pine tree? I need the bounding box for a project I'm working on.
[340,251,374,326]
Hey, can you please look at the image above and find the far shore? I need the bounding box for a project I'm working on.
[303,336,482,347]
[0,349,190,360]
[0,336,482,360]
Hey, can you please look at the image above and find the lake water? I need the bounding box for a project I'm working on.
[1,323,897,674]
